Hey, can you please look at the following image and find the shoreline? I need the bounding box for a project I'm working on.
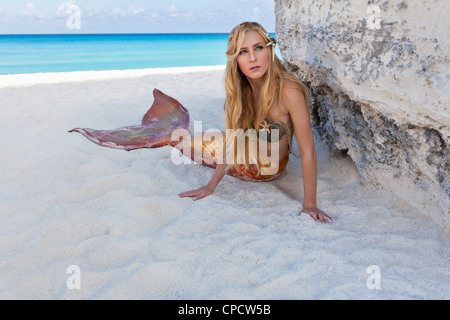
[0,65,226,89]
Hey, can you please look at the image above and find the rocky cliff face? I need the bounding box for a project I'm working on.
[274,0,449,228]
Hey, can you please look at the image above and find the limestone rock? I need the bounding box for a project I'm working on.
[274,0,449,228]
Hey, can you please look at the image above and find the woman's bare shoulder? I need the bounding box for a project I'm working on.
[281,79,306,112]
[282,78,301,90]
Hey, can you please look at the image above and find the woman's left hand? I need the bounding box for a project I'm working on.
[300,207,333,223]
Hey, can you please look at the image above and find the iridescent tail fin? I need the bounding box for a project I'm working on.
[69,89,190,151]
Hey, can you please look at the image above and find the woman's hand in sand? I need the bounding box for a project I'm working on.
[300,207,333,223]
[178,185,214,201]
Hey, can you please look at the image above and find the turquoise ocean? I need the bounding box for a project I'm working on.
[0,33,279,75]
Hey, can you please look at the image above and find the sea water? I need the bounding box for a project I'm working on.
[0,33,280,75]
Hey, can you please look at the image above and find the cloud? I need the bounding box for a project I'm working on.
[168,4,177,13]
[56,1,79,17]
[252,7,262,19]
[23,2,46,20]
[128,6,145,15]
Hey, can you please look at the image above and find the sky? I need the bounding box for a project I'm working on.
[0,0,276,34]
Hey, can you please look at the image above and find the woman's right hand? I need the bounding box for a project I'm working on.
[178,185,214,201]
[178,164,225,201]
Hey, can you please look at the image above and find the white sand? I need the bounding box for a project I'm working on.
[0,66,449,300]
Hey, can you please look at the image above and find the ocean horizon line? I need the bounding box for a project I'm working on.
[0,32,276,36]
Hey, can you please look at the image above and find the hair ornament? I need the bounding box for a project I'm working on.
[265,35,277,61]
[265,36,277,49]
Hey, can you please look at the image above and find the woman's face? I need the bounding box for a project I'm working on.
[236,30,270,82]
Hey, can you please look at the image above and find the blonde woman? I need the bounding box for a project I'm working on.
[70,22,332,223]
[178,22,332,223]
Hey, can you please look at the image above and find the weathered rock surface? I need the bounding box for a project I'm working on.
[274,0,449,228]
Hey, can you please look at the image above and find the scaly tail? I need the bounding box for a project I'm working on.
[69,89,190,151]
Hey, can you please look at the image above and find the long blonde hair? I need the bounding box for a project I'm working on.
[224,22,308,155]
[223,22,308,176]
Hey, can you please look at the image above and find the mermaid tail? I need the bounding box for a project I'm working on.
[69,89,288,181]
[69,89,189,151]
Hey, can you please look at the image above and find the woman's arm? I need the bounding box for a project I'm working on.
[300,152,332,223]
[178,131,230,200]
[178,163,227,200]
[283,85,332,223]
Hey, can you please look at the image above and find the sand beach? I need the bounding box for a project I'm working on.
[0,66,448,299]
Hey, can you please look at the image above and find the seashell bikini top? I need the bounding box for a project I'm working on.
[249,118,290,142]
